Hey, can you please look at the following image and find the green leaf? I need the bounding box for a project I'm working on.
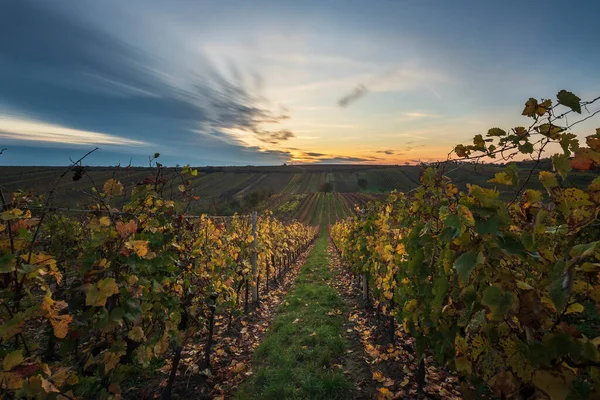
[551,154,572,180]
[482,285,514,320]
[522,98,539,117]
[0,253,16,273]
[473,134,486,150]
[558,132,579,156]
[536,124,564,139]
[506,162,519,186]
[454,251,484,284]
[518,142,534,154]
[475,215,504,236]
[557,90,581,114]
[487,128,506,137]
[569,241,598,258]
[482,285,502,307]
[455,144,468,158]
[443,214,461,230]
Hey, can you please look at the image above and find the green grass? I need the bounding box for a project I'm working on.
[236,215,351,400]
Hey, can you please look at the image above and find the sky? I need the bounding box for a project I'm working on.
[1,0,599,166]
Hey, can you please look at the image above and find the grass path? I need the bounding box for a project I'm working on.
[235,208,352,400]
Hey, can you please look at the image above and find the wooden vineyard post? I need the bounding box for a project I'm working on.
[362,272,369,302]
[251,211,259,304]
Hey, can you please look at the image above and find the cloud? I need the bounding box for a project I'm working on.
[0,116,147,146]
[405,144,426,152]
[338,84,369,108]
[0,1,294,165]
[313,156,376,163]
[303,123,359,129]
[303,152,326,157]
[376,149,395,155]
[291,151,378,164]
[402,112,440,119]
[337,66,448,107]
[256,129,295,144]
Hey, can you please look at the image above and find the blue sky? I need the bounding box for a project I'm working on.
[1,0,599,166]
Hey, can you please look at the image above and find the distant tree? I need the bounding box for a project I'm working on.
[357,178,368,189]
[319,182,333,192]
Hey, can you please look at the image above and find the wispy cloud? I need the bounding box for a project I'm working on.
[302,123,359,129]
[402,112,440,119]
[337,66,449,107]
[0,116,147,146]
[376,149,395,155]
[291,151,379,164]
[0,1,296,165]
[338,84,369,108]
[256,129,295,144]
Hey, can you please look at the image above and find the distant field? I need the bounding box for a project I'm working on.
[1,161,598,221]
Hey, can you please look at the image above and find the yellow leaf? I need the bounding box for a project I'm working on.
[3,350,23,371]
[0,372,23,389]
[41,377,60,393]
[565,302,584,314]
[51,314,72,339]
[377,387,393,399]
[99,216,110,226]
[571,280,592,294]
[373,371,385,382]
[516,281,533,290]
[86,278,119,307]
[51,367,72,387]
[539,171,558,192]
[489,172,513,185]
[127,240,149,258]
[541,296,557,314]
[532,368,575,400]
[178,184,186,192]
[232,362,246,373]
[128,326,146,343]
[103,179,124,196]
[102,351,122,374]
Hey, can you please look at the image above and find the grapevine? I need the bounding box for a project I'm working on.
[332,90,600,399]
[0,161,315,398]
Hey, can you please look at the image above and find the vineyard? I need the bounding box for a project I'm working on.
[0,163,559,217]
[332,91,600,399]
[1,90,600,400]
[0,162,316,398]
[259,192,380,224]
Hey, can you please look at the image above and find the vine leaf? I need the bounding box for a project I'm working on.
[551,154,572,180]
[539,171,558,192]
[532,368,576,400]
[557,90,581,114]
[103,179,124,196]
[487,128,506,137]
[570,148,600,170]
[2,350,23,371]
[454,251,484,284]
[86,278,119,307]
